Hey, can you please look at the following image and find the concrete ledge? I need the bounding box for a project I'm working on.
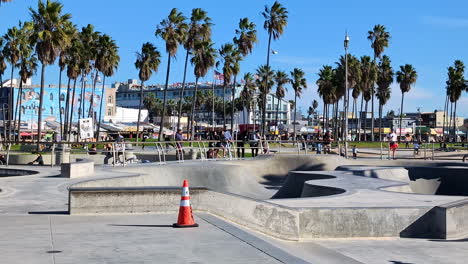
[61,158,94,178]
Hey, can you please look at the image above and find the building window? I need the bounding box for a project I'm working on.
[60,93,65,101]
[108,96,112,103]
[50,107,53,115]
[50,93,53,101]
[107,108,112,116]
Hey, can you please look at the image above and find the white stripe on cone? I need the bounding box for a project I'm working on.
[180,199,190,207]
[182,187,189,197]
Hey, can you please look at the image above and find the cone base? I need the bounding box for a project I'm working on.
[173,223,199,228]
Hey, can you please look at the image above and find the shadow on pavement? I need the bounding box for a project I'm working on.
[108,224,173,228]
[28,211,69,215]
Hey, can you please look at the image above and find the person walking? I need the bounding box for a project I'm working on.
[175,129,184,160]
[388,129,398,160]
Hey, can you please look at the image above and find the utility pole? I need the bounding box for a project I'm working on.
[344,31,350,159]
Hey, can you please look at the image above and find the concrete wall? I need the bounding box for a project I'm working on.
[61,159,94,178]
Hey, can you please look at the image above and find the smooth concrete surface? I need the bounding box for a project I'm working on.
[60,158,94,178]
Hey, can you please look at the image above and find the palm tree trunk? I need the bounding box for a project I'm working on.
[87,70,97,118]
[80,77,85,118]
[223,85,226,127]
[0,73,5,141]
[58,70,63,140]
[14,79,23,141]
[363,101,368,141]
[212,81,215,129]
[9,66,14,140]
[63,78,71,140]
[399,92,405,141]
[378,102,383,141]
[449,101,453,140]
[68,79,77,141]
[96,75,106,141]
[322,101,325,133]
[177,50,190,133]
[293,94,297,141]
[159,56,171,141]
[453,101,457,139]
[351,98,356,139]
[442,95,448,141]
[263,32,273,136]
[190,78,200,140]
[136,81,145,142]
[37,63,46,150]
[358,95,364,141]
[230,74,237,132]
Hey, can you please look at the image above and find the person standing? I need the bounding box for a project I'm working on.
[175,129,184,160]
[388,129,398,160]
[236,131,246,158]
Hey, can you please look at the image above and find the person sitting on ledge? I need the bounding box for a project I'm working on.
[28,153,44,165]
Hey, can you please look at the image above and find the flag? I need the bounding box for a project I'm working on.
[214,70,224,81]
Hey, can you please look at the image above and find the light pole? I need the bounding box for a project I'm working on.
[344,31,350,158]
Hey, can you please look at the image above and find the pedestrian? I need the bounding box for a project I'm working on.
[175,129,184,160]
[414,141,420,155]
[236,131,246,158]
[388,129,398,160]
[142,134,148,150]
[352,145,358,159]
[250,131,260,157]
[222,126,232,158]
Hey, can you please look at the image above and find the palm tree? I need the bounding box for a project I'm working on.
[155,8,188,140]
[368,24,390,141]
[359,56,377,141]
[177,8,212,133]
[78,24,99,119]
[189,40,216,139]
[445,60,465,139]
[30,0,71,146]
[255,65,274,134]
[0,40,6,124]
[376,55,393,141]
[290,68,307,140]
[317,65,335,133]
[262,1,288,135]
[240,72,255,125]
[311,99,319,126]
[274,70,288,132]
[135,42,161,140]
[216,43,237,127]
[95,34,119,139]
[3,25,21,138]
[396,64,417,140]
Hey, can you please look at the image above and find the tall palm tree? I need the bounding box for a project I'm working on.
[64,36,82,140]
[135,42,161,140]
[30,0,71,146]
[240,72,255,125]
[445,60,465,139]
[290,68,307,140]
[311,99,319,126]
[396,64,417,140]
[368,24,390,141]
[274,70,288,132]
[0,39,6,124]
[317,65,335,133]
[376,55,393,141]
[95,34,119,139]
[262,1,288,135]
[3,25,21,138]
[155,8,188,140]
[359,56,377,141]
[78,24,99,119]
[255,65,274,134]
[189,40,216,139]
[216,43,237,127]
[177,8,212,132]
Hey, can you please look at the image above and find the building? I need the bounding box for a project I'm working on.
[0,78,116,131]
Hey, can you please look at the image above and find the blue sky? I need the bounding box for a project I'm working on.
[1,0,467,117]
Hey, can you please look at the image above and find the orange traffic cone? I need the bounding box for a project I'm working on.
[173,179,199,228]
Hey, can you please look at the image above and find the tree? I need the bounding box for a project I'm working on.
[396,64,417,140]
[274,70,289,132]
[317,65,336,133]
[445,60,465,140]
[262,1,288,135]
[0,39,6,134]
[177,8,212,132]
[135,42,161,140]
[359,56,377,141]
[3,25,21,138]
[155,8,188,140]
[95,34,119,139]
[376,55,393,141]
[240,72,255,125]
[216,43,238,127]
[368,24,390,141]
[189,40,216,139]
[64,34,82,140]
[255,65,274,134]
[30,0,71,147]
[290,68,306,140]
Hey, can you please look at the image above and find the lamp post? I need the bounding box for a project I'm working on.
[344,32,350,158]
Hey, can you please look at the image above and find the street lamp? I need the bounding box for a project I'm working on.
[344,31,350,158]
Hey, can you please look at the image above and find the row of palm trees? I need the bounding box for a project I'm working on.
[316,24,419,141]
[134,1,288,140]
[0,0,120,146]
[445,60,468,139]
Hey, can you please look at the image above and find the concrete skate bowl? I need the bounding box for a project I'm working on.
[0,168,38,177]
[69,154,350,200]
[336,165,468,196]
